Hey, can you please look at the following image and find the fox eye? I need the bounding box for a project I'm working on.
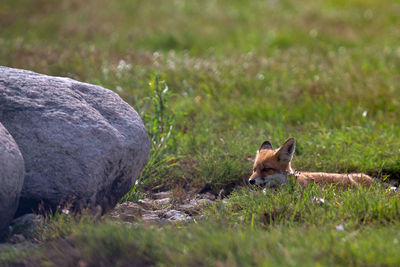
[262,168,272,172]
[253,168,257,172]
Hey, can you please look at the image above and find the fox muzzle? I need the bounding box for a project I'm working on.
[248,173,287,187]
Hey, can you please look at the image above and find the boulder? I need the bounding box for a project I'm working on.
[0,122,24,238]
[0,66,149,215]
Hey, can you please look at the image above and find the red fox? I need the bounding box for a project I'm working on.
[249,138,373,188]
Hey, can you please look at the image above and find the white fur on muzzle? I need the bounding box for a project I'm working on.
[251,173,287,187]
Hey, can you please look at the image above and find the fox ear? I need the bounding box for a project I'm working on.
[276,138,295,162]
[259,141,273,151]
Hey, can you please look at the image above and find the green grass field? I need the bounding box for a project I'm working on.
[1,0,400,265]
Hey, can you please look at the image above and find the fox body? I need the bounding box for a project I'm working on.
[249,138,373,188]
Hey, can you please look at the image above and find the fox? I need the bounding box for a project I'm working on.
[249,138,373,188]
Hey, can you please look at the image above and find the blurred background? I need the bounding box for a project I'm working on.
[1,0,399,190]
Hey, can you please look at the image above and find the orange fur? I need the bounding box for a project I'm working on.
[249,138,373,187]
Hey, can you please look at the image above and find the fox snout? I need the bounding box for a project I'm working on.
[249,173,287,187]
[248,172,265,185]
[248,174,260,185]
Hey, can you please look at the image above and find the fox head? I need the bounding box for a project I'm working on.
[248,138,295,187]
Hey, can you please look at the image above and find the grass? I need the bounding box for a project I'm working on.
[3,0,399,191]
[1,0,400,265]
[209,183,400,228]
[5,224,400,266]
[1,184,399,266]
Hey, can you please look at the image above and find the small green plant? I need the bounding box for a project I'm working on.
[124,75,180,200]
[145,75,177,154]
[141,75,181,187]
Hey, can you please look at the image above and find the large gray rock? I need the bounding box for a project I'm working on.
[0,122,24,238]
[0,66,149,215]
